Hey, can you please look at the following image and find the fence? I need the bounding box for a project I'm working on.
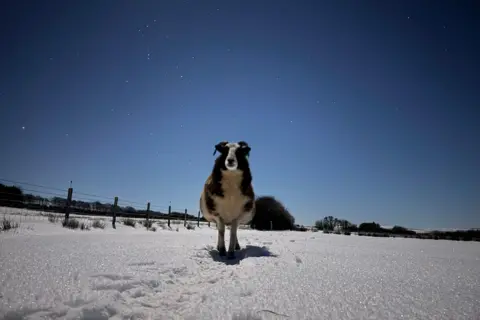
[0,178,215,229]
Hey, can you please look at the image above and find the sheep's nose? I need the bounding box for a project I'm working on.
[227,158,235,166]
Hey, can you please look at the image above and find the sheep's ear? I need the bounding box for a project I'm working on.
[238,141,251,158]
[213,141,228,156]
[238,141,249,148]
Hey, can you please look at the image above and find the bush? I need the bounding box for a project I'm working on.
[344,231,351,236]
[92,219,106,229]
[186,223,196,230]
[250,196,295,231]
[62,218,91,231]
[62,218,80,229]
[80,222,90,231]
[295,225,308,232]
[149,226,157,232]
[123,218,136,227]
[1,216,19,232]
[142,219,153,229]
[48,214,59,223]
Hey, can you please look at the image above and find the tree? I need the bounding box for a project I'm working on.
[358,222,381,232]
[315,216,357,232]
[124,206,137,214]
[250,196,295,231]
[51,197,67,207]
[391,225,416,235]
[0,183,24,207]
[314,220,324,230]
[322,216,335,231]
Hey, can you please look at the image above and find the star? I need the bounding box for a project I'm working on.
[21,126,25,130]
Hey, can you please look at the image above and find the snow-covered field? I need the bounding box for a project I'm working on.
[1,208,479,320]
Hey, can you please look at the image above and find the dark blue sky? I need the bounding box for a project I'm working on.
[1,1,479,229]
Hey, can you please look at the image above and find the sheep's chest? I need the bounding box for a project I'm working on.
[213,193,249,224]
[214,171,251,224]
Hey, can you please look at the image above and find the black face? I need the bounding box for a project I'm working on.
[212,141,251,171]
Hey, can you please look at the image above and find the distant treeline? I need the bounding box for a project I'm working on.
[315,217,480,242]
[0,183,202,221]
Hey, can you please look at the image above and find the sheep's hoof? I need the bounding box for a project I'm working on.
[227,251,236,259]
[217,247,226,256]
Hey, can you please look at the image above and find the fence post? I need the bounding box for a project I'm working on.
[197,210,200,227]
[208,221,210,228]
[168,205,171,228]
[64,187,73,221]
[146,202,150,221]
[112,197,118,229]
[184,208,187,227]
[270,220,273,231]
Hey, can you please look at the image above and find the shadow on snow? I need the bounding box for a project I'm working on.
[207,245,278,265]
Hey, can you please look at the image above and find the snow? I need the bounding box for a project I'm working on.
[1,208,480,320]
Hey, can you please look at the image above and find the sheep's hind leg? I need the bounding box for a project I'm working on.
[227,220,239,259]
[216,219,226,256]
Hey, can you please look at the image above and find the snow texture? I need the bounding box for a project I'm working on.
[1,208,480,320]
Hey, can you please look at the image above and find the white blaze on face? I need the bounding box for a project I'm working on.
[225,142,240,171]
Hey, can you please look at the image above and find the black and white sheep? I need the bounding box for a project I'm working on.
[199,141,255,259]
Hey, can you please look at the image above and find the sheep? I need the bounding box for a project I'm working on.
[199,140,255,259]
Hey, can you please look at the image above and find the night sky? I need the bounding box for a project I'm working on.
[1,1,479,229]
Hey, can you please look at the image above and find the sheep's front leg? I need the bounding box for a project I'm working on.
[216,219,226,256]
[227,220,239,259]
[235,235,241,250]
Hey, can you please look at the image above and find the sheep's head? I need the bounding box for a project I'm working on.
[213,141,251,172]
